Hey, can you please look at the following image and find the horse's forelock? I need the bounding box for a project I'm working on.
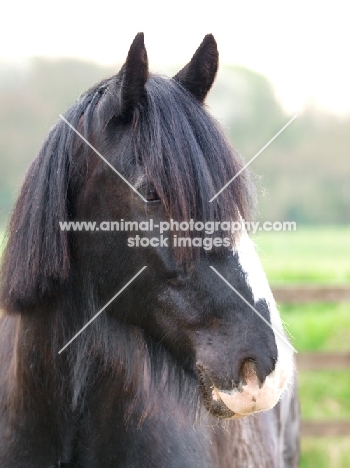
[133,75,254,261]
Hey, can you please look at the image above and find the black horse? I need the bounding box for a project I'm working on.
[0,34,299,467]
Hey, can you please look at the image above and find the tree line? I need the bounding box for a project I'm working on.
[0,58,349,228]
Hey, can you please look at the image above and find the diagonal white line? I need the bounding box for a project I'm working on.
[209,115,297,202]
[210,266,296,353]
[59,114,148,203]
[58,266,147,354]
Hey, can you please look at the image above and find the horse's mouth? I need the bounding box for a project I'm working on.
[196,364,244,419]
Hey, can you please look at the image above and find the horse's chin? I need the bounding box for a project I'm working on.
[196,365,240,419]
[201,389,245,419]
[198,372,258,419]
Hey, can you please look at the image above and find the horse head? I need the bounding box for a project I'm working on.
[0,33,294,421]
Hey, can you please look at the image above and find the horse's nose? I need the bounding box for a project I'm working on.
[215,353,286,417]
[239,355,276,387]
[197,352,276,393]
[218,352,276,390]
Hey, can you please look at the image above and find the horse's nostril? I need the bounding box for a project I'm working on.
[240,359,260,386]
[240,356,276,387]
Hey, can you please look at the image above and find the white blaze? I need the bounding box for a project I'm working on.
[216,229,294,416]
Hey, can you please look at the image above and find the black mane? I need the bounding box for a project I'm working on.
[82,72,254,230]
[1,72,253,312]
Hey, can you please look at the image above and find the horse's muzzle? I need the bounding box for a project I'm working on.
[196,358,290,419]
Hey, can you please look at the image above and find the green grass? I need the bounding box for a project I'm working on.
[301,438,350,468]
[280,303,350,352]
[298,370,350,420]
[280,303,350,423]
[255,228,350,466]
[253,227,350,284]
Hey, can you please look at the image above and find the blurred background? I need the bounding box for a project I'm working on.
[1,1,349,466]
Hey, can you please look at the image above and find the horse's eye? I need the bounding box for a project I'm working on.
[146,189,160,202]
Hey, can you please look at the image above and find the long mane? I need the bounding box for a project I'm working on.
[0,72,253,312]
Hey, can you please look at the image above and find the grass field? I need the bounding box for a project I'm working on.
[254,228,350,468]
[253,227,350,284]
[1,226,350,466]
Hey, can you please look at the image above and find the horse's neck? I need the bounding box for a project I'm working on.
[210,416,277,468]
[2,314,280,467]
[72,345,277,468]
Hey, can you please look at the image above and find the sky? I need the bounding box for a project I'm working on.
[1,0,350,114]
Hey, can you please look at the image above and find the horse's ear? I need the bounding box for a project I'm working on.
[119,32,149,119]
[0,121,72,313]
[173,34,218,102]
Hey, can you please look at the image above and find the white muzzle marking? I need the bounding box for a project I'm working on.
[217,228,294,417]
[216,356,291,416]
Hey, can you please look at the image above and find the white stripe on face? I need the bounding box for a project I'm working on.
[216,229,294,416]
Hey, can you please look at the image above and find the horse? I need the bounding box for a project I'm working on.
[0,33,299,467]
